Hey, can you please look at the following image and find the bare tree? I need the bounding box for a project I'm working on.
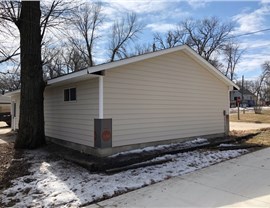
[0,47,20,64]
[154,29,186,50]
[244,80,257,95]
[128,43,153,56]
[62,45,88,73]
[181,17,233,61]
[223,43,245,81]
[40,0,73,42]
[0,1,21,64]
[257,62,270,96]
[0,1,74,149]
[68,2,104,67]
[0,1,72,65]
[208,57,224,71]
[15,1,46,148]
[42,43,88,79]
[151,17,234,73]
[43,46,66,79]
[108,12,144,62]
[0,69,20,91]
[247,61,270,112]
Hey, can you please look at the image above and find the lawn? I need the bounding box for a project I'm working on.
[230,110,270,123]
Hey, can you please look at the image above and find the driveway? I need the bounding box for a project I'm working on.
[87,148,270,207]
[0,121,13,144]
[230,121,270,131]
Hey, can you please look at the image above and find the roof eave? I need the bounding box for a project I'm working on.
[4,89,20,97]
[9,44,238,91]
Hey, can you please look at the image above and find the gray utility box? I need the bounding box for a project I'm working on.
[94,118,112,148]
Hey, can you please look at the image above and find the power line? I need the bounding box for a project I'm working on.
[231,28,270,38]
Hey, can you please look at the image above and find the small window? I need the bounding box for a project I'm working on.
[64,89,70,101]
[64,88,76,101]
[70,88,76,101]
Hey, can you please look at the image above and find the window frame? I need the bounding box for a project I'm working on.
[64,87,77,102]
[69,87,76,101]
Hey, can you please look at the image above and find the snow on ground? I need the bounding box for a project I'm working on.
[229,106,270,114]
[218,143,237,147]
[229,107,254,114]
[1,145,248,207]
[110,137,208,157]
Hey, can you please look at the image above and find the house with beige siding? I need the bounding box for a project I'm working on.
[0,95,11,113]
[8,45,238,156]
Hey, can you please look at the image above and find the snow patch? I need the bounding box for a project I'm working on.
[110,137,209,158]
[1,148,248,207]
[218,143,237,147]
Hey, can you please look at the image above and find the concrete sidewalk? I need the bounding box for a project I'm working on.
[88,148,270,208]
[230,121,270,131]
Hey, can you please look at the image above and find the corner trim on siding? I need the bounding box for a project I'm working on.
[99,76,104,119]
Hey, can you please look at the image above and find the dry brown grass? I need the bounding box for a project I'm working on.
[244,128,270,147]
[230,110,270,123]
[230,128,270,147]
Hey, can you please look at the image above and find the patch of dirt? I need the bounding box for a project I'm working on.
[0,133,30,207]
[0,142,15,185]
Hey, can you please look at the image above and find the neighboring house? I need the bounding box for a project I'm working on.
[7,45,238,157]
[230,88,257,107]
[0,95,11,112]
[0,95,11,126]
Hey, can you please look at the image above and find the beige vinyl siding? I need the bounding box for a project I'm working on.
[44,78,99,147]
[104,51,229,147]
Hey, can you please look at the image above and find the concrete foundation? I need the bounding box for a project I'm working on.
[46,133,225,157]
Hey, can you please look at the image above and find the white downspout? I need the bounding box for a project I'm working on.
[99,76,104,119]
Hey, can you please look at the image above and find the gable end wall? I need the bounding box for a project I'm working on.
[104,51,229,147]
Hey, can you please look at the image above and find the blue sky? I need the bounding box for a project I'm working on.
[99,0,270,81]
[1,0,269,82]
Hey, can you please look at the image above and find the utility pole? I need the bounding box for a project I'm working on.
[237,100,240,120]
[241,75,244,108]
[242,75,245,114]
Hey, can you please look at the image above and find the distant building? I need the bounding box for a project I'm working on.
[0,95,11,126]
[230,88,257,107]
[0,95,11,113]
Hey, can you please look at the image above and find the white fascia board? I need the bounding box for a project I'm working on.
[42,44,239,91]
[86,45,187,74]
[4,89,21,97]
[87,45,238,90]
[46,45,187,85]
[47,69,88,85]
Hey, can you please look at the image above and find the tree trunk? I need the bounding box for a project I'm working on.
[15,1,46,149]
